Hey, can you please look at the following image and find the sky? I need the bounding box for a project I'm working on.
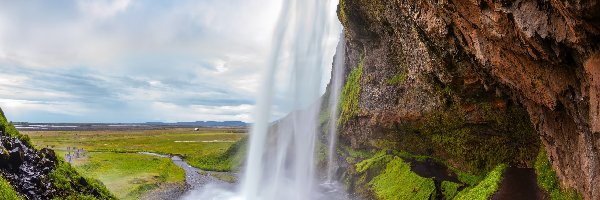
[0,0,342,123]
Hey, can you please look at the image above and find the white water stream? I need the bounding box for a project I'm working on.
[326,33,345,183]
[185,0,346,199]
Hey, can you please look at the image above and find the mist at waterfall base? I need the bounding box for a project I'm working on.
[183,0,348,200]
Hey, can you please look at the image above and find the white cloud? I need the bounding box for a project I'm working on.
[0,99,89,116]
[151,102,254,122]
[0,0,341,123]
[77,0,132,20]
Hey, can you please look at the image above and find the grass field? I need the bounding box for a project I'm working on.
[24,128,246,199]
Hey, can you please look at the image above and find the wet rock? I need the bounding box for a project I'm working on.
[338,0,599,199]
[0,136,56,199]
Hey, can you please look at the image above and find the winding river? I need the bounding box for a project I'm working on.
[137,152,237,200]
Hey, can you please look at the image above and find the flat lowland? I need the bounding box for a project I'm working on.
[23,128,246,200]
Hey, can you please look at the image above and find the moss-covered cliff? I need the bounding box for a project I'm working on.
[335,0,599,199]
[0,108,115,199]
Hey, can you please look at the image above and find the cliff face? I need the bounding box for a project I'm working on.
[337,0,599,199]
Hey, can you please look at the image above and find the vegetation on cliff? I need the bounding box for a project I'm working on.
[49,160,115,200]
[367,155,436,200]
[535,147,582,200]
[454,164,506,200]
[349,149,508,200]
[0,109,33,147]
[0,176,22,200]
[338,55,364,126]
[412,100,539,173]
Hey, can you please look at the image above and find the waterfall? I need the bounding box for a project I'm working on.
[326,33,345,183]
[240,0,332,199]
[185,0,345,199]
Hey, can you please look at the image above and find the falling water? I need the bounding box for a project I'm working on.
[185,0,345,199]
[240,0,333,199]
[326,34,345,183]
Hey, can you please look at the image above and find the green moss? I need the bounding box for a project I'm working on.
[385,72,407,85]
[454,164,507,200]
[0,110,33,147]
[369,139,399,150]
[350,150,509,200]
[0,175,23,200]
[338,55,364,126]
[338,0,348,28]
[535,147,582,200]
[413,101,538,173]
[441,181,460,199]
[49,160,116,199]
[355,151,392,173]
[339,144,372,164]
[454,169,484,186]
[369,156,436,200]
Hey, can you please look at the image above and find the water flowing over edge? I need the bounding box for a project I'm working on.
[183,0,346,200]
[326,33,345,183]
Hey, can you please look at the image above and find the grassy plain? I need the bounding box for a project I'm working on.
[24,128,246,199]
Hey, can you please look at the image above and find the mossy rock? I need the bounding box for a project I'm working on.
[535,147,582,200]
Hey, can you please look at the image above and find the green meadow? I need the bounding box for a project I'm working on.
[24,128,246,199]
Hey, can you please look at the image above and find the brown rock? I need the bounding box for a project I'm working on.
[338,0,600,199]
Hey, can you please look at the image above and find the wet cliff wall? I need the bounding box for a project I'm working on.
[336,0,599,199]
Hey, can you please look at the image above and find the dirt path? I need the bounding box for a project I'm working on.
[492,167,549,200]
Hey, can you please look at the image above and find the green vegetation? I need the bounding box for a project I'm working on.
[210,173,237,183]
[187,136,248,171]
[413,102,539,173]
[49,160,115,199]
[454,164,507,200]
[535,147,582,200]
[0,109,33,147]
[351,150,507,200]
[338,144,372,164]
[0,175,23,200]
[338,0,348,27]
[27,128,245,199]
[70,152,184,200]
[368,156,436,200]
[338,55,364,126]
[26,129,245,171]
[356,151,391,173]
[441,181,460,199]
[385,71,407,85]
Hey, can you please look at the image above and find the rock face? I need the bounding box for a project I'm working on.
[338,0,599,199]
[0,136,57,199]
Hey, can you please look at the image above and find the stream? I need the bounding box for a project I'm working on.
[137,152,237,200]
